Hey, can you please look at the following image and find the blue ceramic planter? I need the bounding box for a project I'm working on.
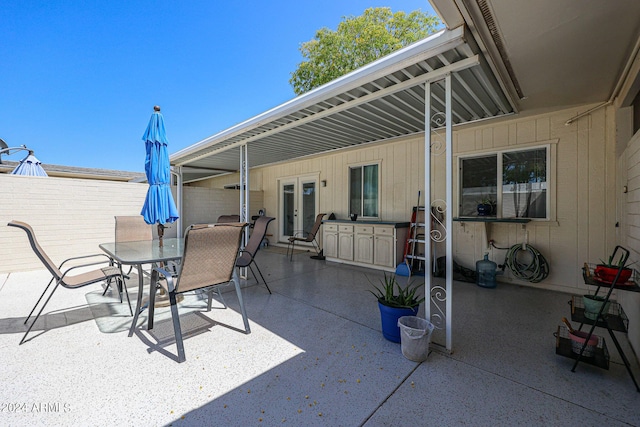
[378,301,419,343]
[477,203,492,216]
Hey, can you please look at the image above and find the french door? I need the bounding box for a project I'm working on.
[279,175,319,243]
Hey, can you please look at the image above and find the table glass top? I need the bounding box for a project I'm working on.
[99,238,184,264]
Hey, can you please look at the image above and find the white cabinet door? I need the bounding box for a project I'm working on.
[338,225,354,260]
[338,234,353,260]
[323,225,338,258]
[374,226,395,268]
[354,233,374,263]
[354,225,374,264]
[374,235,395,267]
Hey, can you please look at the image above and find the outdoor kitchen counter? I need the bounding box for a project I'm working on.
[322,219,410,227]
[322,220,409,272]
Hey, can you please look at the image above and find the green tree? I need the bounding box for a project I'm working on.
[290,7,441,95]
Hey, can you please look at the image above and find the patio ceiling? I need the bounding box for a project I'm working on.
[433,0,640,115]
[171,26,515,183]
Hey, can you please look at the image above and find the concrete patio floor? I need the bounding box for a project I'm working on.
[1,246,639,426]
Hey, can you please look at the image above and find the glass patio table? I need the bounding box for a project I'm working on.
[99,238,184,337]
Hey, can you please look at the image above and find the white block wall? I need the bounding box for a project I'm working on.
[0,175,262,273]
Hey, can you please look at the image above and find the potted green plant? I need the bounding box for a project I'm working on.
[368,273,425,343]
[476,197,496,216]
[594,254,635,284]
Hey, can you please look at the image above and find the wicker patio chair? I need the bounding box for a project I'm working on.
[236,216,275,293]
[146,222,250,363]
[286,213,326,261]
[7,220,126,344]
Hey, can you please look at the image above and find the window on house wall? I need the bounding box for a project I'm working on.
[460,155,497,216]
[349,164,379,217]
[633,89,640,135]
[459,147,548,219]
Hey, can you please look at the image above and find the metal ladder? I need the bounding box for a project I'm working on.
[405,206,426,274]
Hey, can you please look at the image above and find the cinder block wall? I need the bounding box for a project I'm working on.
[181,186,265,233]
[0,175,263,273]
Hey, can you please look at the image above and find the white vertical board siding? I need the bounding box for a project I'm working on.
[199,105,618,297]
[203,135,426,245]
[449,105,616,294]
[620,128,640,352]
[586,111,608,259]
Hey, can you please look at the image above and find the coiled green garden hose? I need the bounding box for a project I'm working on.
[503,243,549,283]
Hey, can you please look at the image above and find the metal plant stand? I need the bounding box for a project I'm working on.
[556,246,639,392]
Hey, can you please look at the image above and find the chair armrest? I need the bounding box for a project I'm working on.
[291,230,310,238]
[164,260,180,275]
[58,253,113,270]
[238,249,256,262]
[151,265,178,292]
[58,257,122,281]
[152,265,176,278]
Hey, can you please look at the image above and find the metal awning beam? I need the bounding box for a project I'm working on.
[174,55,480,166]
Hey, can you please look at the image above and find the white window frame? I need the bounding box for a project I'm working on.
[348,161,381,219]
[456,141,557,222]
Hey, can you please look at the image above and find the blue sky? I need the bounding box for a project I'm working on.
[2,1,438,172]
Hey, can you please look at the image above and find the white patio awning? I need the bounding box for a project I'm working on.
[171,26,515,183]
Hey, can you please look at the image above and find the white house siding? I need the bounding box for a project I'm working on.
[451,104,618,295]
[201,105,618,298]
[194,134,428,250]
[620,127,640,353]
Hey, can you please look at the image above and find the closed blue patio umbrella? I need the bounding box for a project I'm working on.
[11,151,48,176]
[140,106,179,246]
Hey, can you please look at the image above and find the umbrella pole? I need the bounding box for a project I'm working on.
[151,222,184,307]
[158,223,165,247]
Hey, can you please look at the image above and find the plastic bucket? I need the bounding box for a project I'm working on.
[398,316,435,362]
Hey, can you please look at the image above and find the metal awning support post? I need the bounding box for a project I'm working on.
[172,166,183,238]
[444,73,453,353]
[239,144,249,224]
[424,81,433,329]
[239,144,249,277]
[424,73,453,354]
